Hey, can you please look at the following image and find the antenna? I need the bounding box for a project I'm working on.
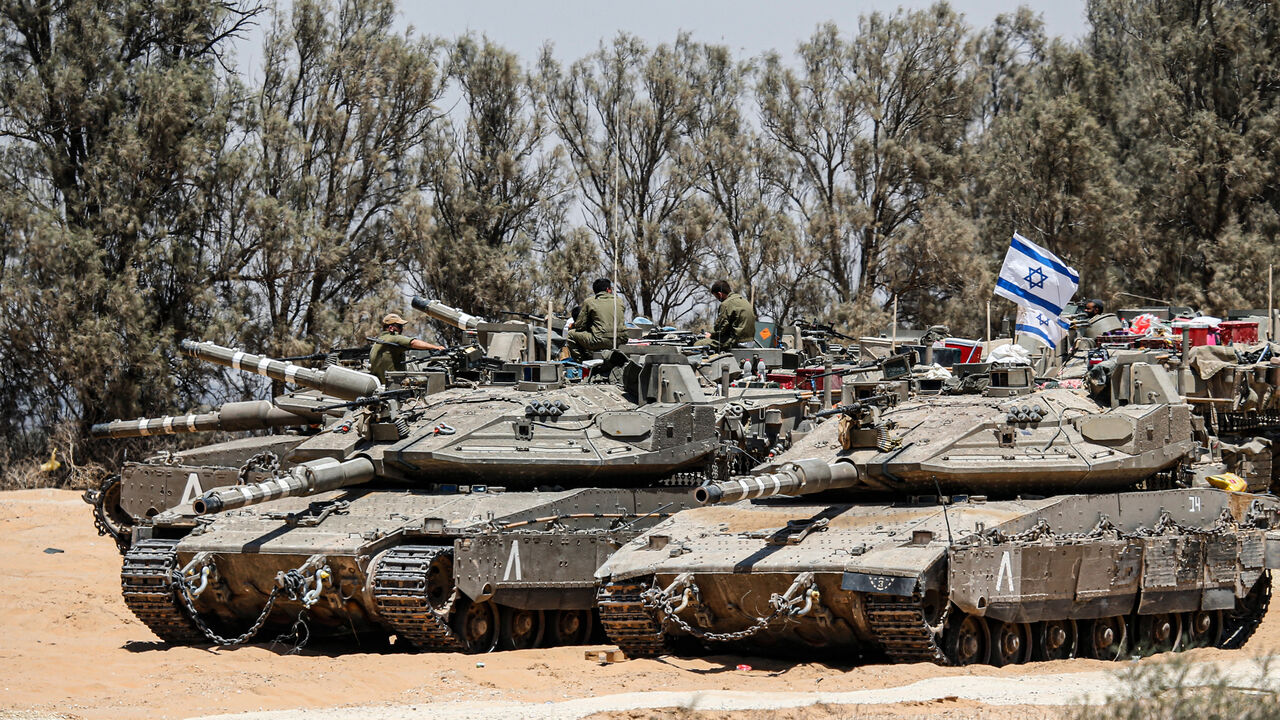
[932,475,954,545]
[611,112,619,350]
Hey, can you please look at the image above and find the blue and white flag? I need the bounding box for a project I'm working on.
[1016,305,1070,349]
[994,233,1080,317]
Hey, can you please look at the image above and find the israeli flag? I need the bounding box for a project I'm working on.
[1016,305,1070,349]
[993,233,1080,317]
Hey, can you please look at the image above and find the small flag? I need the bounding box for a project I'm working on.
[994,233,1080,317]
[1016,305,1070,349]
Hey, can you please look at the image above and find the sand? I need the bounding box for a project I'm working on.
[2,488,1278,720]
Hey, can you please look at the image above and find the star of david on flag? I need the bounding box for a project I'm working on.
[1016,305,1070,349]
[994,232,1079,317]
[994,233,1079,349]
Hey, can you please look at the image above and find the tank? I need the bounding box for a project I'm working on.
[83,391,331,552]
[595,356,1280,665]
[117,338,816,652]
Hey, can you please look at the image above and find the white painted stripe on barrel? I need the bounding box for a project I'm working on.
[736,479,752,500]
[285,364,299,383]
[256,357,273,377]
[138,419,150,437]
[187,414,197,432]
[752,477,768,498]
[231,351,245,371]
[163,417,175,434]
[239,487,255,503]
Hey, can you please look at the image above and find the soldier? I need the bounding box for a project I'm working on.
[568,278,622,361]
[369,313,445,384]
[1083,299,1105,318]
[697,280,756,351]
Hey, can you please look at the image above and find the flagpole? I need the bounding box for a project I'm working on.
[1269,263,1274,342]
[985,300,991,344]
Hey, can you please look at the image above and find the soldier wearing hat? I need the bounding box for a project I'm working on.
[369,312,445,384]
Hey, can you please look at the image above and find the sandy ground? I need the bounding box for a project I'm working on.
[2,489,1279,720]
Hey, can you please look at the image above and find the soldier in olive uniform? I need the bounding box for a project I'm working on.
[369,313,445,384]
[568,278,623,361]
[696,279,756,351]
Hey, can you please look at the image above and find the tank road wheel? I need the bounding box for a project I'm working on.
[1032,619,1078,661]
[548,608,593,646]
[1134,613,1182,656]
[423,554,453,606]
[1221,572,1272,650]
[1084,616,1128,660]
[942,613,990,666]
[498,607,544,650]
[1184,610,1222,649]
[987,620,1032,666]
[451,598,499,653]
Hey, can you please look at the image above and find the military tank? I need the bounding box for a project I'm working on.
[116,335,814,653]
[83,393,335,552]
[595,355,1280,665]
[84,313,500,551]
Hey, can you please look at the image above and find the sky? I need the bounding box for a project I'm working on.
[397,0,1089,63]
[237,1,1090,73]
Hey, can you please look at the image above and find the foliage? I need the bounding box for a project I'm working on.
[0,0,261,471]
[1071,656,1280,720]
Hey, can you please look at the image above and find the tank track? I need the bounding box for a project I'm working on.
[120,539,204,644]
[371,545,465,651]
[598,579,666,657]
[865,594,946,664]
[1221,571,1272,649]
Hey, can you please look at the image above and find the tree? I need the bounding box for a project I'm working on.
[414,34,568,320]
[0,0,259,471]
[964,42,1135,307]
[758,7,975,330]
[1086,0,1280,311]
[686,52,823,326]
[223,0,444,361]
[539,33,715,324]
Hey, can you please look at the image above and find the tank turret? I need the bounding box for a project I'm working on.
[181,339,382,400]
[191,456,375,514]
[90,400,312,439]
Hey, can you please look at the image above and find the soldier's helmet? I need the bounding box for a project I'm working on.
[382,313,408,326]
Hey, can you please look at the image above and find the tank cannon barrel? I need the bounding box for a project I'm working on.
[411,296,483,331]
[694,458,859,505]
[181,340,381,401]
[191,456,376,515]
[90,400,309,439]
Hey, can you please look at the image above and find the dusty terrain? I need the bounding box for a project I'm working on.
[2,488,1278,720]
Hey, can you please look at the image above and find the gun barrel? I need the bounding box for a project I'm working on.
[192,456,376,514]
[694,458,859,505]
[412,296,482,331]
[90,400,309,439]
[182,340,381,401]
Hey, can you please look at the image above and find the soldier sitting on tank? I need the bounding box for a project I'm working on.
[568,278,623,362]
[369,313,445,384]
[695,279,756,352]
